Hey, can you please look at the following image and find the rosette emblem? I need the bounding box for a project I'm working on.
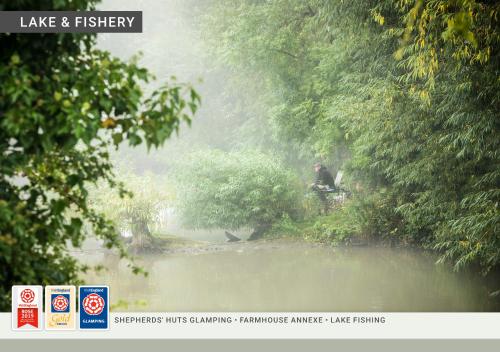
[82,293,105,315]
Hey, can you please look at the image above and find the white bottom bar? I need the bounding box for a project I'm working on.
[1,312,499,339]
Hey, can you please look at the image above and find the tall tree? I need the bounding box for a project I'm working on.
[0,0,200,310]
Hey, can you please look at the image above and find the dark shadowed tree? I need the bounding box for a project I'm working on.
[0,0,200,311]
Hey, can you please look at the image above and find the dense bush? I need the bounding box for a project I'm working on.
[174,149,303,232]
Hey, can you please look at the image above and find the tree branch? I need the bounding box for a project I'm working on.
[272,48,299,59]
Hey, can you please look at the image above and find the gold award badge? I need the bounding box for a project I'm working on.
[45,285,76,330]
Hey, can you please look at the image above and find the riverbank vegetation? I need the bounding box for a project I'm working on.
[174,149,303,240]
[90,170,172,253]
[186,0,499,275]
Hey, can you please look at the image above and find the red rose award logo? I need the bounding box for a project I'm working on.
[20,289,35,303]
[12,285,42,330]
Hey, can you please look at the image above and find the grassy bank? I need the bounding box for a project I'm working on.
[266,200,362,246]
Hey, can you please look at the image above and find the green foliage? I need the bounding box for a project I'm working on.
[174,149,303,231]
[268,202,360,246]
[0,0,199,310]
[90,170,171,233]
[267,214,302,238]
[201,0,499,273]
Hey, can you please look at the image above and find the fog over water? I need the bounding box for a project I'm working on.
[80,240,498,312]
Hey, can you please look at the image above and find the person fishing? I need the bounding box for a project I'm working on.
[311,162,335,214]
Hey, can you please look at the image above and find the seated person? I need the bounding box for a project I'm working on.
[311,162,335,213]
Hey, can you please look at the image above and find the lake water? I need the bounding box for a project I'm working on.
[79,239,499,312]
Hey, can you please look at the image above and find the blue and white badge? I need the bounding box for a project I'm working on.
[79,286,109,330]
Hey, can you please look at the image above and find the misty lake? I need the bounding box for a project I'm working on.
[76,238,499,312]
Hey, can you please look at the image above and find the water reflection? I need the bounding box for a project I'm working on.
[78,241,498,312]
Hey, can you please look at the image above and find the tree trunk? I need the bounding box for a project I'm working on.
[129,219,155,253]
[247,223,270,241]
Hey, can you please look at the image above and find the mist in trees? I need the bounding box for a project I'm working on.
[191,0,499,274]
